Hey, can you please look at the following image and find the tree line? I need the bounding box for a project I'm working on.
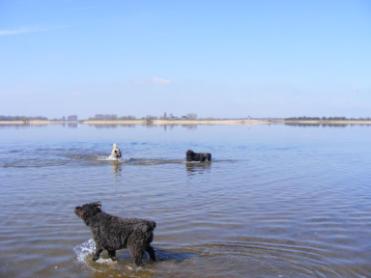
[285,117,371,121]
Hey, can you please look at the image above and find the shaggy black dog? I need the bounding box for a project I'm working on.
[186,149,212,162]
[75,202,156,266]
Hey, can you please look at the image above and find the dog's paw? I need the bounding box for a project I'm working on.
[127,265,143,272]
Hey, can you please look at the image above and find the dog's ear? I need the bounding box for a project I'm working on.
[93,201,102,209]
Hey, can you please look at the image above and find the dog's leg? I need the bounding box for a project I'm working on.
[146,245,156,262]
[108,250,117,261]
[134,250,144,266]
[130,245,144,266]
[92,247,103,261]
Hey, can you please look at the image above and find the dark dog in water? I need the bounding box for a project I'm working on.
[186,149,212,162]
[74,202,156,266]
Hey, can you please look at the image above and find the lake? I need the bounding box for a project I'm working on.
[1,124,371,278]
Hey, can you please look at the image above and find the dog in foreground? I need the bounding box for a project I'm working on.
[75,202,156,266]
[186,149,212,162]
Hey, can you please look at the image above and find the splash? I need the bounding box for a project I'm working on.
[73,238,96,263]
[97,155,122,162]
[73,239,117,265]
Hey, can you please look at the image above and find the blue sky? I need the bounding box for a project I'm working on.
[0,0,370,118]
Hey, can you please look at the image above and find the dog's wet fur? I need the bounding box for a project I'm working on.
[75,202,156,266]
[109,144,122,160]
[186,149,212,162]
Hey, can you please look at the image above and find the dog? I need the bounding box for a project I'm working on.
[109,143,122,160]
[74,202,156,266]
[186,149,212,162]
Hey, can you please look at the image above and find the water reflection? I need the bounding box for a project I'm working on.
[66,123,78,128]
[92,124,119,129]
[0,124,47,129]
[111,161,122,175]
[155,248,197,262]
[181,124,197,130]
[185,162,211,175]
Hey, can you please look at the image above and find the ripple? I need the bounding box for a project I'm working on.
[1,159,68,168]
[1,126,371,277]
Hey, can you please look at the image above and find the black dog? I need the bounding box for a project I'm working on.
[75,202,156,266]
[186,149,212,162]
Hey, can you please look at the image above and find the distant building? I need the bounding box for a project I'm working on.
[119,115,136,120]
[67,115,78,121]
[182,113,197,120]
[93,114,117,120]
[145,115,158,120]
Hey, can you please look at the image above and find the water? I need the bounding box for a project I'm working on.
[1,124,371,278]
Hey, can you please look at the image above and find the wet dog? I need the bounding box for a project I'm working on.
[74,202,156,266]
[186,149,212,162]
[109,143,122,160]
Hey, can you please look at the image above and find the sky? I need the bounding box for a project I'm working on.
[0,0,370,118]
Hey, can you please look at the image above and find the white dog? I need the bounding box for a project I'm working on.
[109,143,122,160]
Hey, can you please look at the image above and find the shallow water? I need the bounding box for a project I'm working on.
[1,124,371,277]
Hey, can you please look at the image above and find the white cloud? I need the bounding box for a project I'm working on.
[0,25,68,37]
[0,27,48,36]
[151,76,172,86]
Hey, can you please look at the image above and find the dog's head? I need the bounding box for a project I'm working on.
[75,202,102,226]
[111,143,122,159]
[186,149,194,160]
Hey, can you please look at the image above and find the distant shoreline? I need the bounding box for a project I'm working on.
[0,120,52,125]
[83,119,277,126]
[1,119,371,126]
[0,119,276,126]
[284,120,371,125]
